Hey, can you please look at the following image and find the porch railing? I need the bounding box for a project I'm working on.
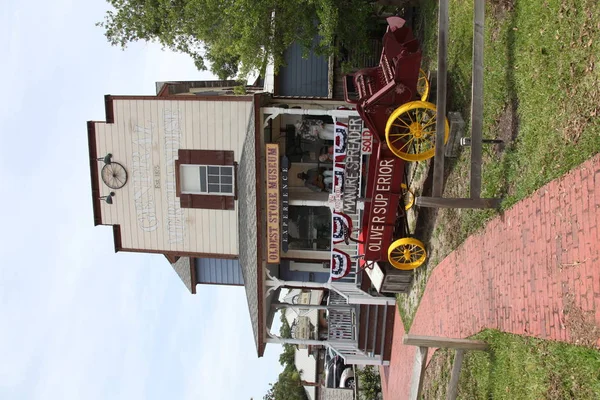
[328,291,356,342]
[327,287,394,366]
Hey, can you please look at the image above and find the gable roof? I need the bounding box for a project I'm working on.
[170,257,197,294]
[237,94,266,356]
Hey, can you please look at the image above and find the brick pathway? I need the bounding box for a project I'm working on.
[382,154,600,399]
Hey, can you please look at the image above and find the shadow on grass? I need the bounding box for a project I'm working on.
[491,0,520,203]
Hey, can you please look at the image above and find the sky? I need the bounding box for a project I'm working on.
[0,1,283,399]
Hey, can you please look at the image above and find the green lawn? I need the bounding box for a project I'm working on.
[424,0,600,238]
[397,0,600,330]
[422,330,600,400]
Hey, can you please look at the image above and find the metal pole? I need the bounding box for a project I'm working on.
[433,0,449,197]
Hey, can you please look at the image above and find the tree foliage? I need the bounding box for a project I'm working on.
[97,0,375,79]
[356,365,381,400]
[263,369,308,400]
[263,311,309,400]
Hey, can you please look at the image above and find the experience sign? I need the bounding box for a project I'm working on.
[266,144,280,263]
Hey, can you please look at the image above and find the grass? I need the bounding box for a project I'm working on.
[422,330,600,400]
[397,0,600,329]
[427,0,600,237]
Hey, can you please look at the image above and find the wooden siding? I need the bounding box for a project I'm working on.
[278,41,329,97]
[195,258,244,285]
[94,99,252,255]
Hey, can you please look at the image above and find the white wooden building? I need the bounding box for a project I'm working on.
[87,86,398,365]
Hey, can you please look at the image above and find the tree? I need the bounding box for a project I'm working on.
[263,311,310,400]
[97,0,375,79]
[263,368,308,400]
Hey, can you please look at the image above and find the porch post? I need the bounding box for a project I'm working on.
[262,107,360,119]
[271,303,354,312]
[265,336,328,347]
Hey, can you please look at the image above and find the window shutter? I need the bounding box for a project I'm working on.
[182,194,235,210]
[187,150,234,165]
[178,149,191,163]
[223,151,235,165]
[180,194,193,208]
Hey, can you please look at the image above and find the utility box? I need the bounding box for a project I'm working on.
[365,262,413,294]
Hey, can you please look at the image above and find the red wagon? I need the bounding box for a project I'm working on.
[342,16,450,271]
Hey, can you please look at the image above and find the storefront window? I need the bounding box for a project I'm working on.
[284,116,335,163]
[287,206,331,251]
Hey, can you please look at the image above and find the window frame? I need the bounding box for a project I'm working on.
[180,164,235,196]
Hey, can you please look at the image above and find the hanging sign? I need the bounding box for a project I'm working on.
[266,144,280,263]
[361,128,373,155]
[364,151,404,260]
[281,156,289,252]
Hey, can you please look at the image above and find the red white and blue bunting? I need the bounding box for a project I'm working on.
[330,248,351,280]
[333,121,348,162]
[332,212,353,244]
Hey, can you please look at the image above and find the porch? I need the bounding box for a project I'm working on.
[267,286,396,366]
[238,94,401,366]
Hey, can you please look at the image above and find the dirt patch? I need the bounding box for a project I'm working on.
[562,291,600,348]
[490,0,515,16]
[421,349,453,399]
[489,0,516,41]
[546,371,565,400]
[492,102,520,155]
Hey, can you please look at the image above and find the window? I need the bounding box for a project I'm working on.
[181,165,234,195]
[287,206,332,251]
[175,149,236,210]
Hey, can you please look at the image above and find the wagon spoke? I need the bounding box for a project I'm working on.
[389,131,412,137]
[422,117,437,130]
[399,137,415,150]
[393,120,411,129]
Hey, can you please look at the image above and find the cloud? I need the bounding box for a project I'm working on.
[0,1,284,399]
[180,287,284,400]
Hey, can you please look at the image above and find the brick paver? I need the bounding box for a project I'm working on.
[383,154,600,399]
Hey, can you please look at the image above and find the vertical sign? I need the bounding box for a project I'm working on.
[343,118,363,214]
[361,128,373,155]
[266,144,280,263]
[281,156,290,252]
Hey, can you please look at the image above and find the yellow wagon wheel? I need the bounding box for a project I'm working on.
[401,183,415,210]
[385,101,450,162]
[417,69,430,101]
[388,237,427,270]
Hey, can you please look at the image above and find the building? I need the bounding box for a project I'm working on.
[87,83,412,365]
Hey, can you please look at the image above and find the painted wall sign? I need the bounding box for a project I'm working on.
[266,144,280,263]
[163,109,185,244]
[281,156,290,252]
[364,154,404,260]
[130,110,187,244]
[342,118,362,215]
[131,123,159,232]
